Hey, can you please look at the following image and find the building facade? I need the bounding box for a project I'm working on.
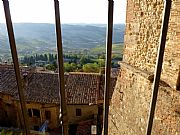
[0,65,117,134]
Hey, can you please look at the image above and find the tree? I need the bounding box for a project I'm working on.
[98,54,105,59]
[44,54,48,61]
[29,56,35,65]
[82,63,99,73]
[64,62,77,72]
[80,55,93,65]
[48,53,54,62]
[97,59,105,67]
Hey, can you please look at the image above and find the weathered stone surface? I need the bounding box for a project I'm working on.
[108,65,152,135]
[108,1,180,133]
[108,64,180,135]
[123,0,180,89]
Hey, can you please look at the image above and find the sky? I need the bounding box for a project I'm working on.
[0,0,126,24]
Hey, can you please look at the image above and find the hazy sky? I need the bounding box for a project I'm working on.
[0,0,126,24]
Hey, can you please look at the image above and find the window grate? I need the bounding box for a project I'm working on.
[103,1,114,135]
[54,0,68,134]
[2,0,29,134]
[146,0,172,135]
[1,0,171,135]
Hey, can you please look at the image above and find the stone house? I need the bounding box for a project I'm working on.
[0,66,60,130]
[0,65,117,134]
[0,92,17,128]
[66,73,100,125]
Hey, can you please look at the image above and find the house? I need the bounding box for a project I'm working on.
[0,64,117,134]
[0,92,17,128]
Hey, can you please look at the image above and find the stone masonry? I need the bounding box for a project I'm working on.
[108,0,180,134]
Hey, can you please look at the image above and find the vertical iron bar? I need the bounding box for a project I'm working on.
[103,0,114,135]
[2,0,29,134]
[146,0,171,135]
[54,0,68,135]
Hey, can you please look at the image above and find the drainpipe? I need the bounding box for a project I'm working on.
[2,0,29,134]
[54,0,68,135]
[103,0,114,135]
[146,0,172,135]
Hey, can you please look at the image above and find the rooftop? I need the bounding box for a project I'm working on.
[0,65,117,104]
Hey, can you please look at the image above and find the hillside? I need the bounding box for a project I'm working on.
[0,23,125,57]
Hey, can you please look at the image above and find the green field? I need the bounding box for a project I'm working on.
[90,43,124,54]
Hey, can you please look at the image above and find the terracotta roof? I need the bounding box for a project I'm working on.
[66,73,100,104]
[0,65,60,103]
[21,73,60,104]
[111,68,120,78]
[0,66,117,104]
[0,67,17,96]
[99,75,117,101]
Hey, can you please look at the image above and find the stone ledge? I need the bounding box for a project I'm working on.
[119,61,154,81]
[119,62,178,89]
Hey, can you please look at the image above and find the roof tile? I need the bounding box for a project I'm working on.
[0,65,117,104]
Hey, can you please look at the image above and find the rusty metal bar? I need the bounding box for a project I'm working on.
[2,0,29,134]
[103,0,114,135]
[54,0,68,135]
[146,0,172,135]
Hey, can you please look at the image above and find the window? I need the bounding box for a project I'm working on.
[98,105,103,115]
[0,99,2,106]
[32,109,40,118]
[76,109,81,116]
[28,109,32,117]
[45,111,51,120]
[4,111,8,117]
[34,126,39,131]
[6,103,11,107]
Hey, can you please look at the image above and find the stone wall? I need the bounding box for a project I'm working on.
[0,93,17,127]
[108,0,180,134]
[161,0,180,89]
[67,104,98,124]
[123,0,180,89]
[15,101,59,130]
[108,63,180,135]
[123,0,164,72]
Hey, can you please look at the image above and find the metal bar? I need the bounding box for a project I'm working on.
[2,0,29,134]
[53,0,68,135]
[146,0,172,135]
[103,0,114,135]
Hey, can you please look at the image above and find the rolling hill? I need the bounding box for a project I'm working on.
[0,23,125,57]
